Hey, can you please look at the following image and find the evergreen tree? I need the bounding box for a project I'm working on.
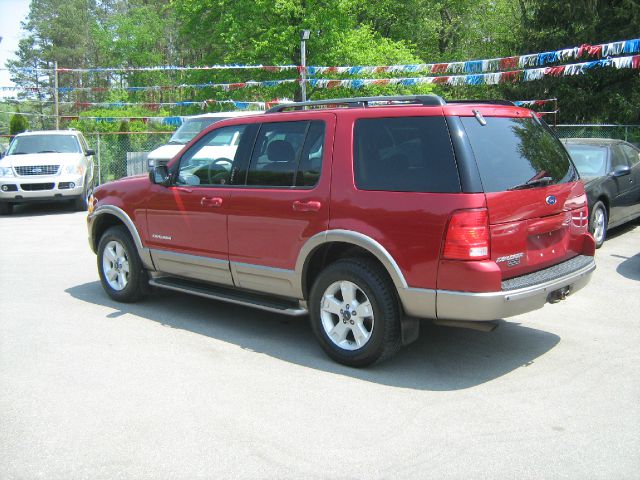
[9,113,30,135]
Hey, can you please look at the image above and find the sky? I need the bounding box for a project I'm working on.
[0,0,32,98]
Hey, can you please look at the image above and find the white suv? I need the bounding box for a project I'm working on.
[147,111,262,168]
[0,130,95,214]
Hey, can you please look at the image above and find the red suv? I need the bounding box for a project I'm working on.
[87,95,596,366]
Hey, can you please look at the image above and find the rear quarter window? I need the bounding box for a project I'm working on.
[353,116,460,193]
[461,116,576,192]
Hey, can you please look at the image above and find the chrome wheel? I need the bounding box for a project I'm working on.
[102,240,130,291]
[320,280,375,351]
[593,207,606,245]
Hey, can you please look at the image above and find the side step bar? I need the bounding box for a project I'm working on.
[149,276,308,317]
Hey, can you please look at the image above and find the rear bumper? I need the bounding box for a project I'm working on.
[400,255,596,321]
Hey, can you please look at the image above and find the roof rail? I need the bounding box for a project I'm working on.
[266,95,446,113]
[447,99,516,106]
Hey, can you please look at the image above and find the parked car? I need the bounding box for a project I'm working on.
[87,95,596,366]
[147,111,263,168]
[562,138,640,248]
[0,130,95,215]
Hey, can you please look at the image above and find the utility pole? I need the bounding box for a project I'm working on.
[53,61,59,130]
[300,30,310,102]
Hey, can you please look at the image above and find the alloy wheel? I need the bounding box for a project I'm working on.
[320,280,375,351]
[102,240,130,291]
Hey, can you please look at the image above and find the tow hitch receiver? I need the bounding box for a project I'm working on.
[548,286,571,304]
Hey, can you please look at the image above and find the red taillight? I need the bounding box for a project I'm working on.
[571,206,589,230]
[443,209,490,260]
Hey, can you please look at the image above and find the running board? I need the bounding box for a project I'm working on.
[149,276,308,316]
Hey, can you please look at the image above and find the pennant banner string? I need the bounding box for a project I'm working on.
[513,98,557,107]
[1,55,638,93]
[1,38,638,77]
[307,39,639,76]
[0,99,288,110]
[308,55,640,89]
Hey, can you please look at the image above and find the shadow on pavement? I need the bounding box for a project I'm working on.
[6,202,80,217]
[66,281,561,391]
[614,252,640,281]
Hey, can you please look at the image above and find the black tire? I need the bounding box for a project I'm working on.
[0,202,13,215]
[74,176,93,211]
[589,201,607,249]
[97,226,149,302]
[309,258,402,367]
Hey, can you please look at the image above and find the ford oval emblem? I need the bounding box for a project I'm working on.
[546,195,557,205]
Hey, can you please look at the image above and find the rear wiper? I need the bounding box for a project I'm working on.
[508,176,553,190]
[38,150,58,153]
[11,152,27,155]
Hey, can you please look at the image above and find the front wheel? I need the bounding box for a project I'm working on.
[309,258,402,367]
[590,201,607,249]
[74,177,94,211]
[97,226,149,302]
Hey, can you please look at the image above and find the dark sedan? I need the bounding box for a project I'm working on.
[562,138,640,248]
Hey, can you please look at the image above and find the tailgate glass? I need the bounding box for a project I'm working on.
[461,116,577,193]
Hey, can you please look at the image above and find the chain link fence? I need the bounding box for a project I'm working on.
[86,132,172,185]
[554,125,640,145]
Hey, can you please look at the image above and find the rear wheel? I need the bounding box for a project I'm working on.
[0,202,13,215]
[309,258,402,367]
[97,226,149,302]
[590,201,607,249]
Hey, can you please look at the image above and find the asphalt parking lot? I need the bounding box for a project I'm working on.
[1,203,639,479]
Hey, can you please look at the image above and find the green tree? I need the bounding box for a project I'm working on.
[505,0,640,123]
[9,113,30,135]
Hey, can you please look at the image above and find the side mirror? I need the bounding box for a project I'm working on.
[149,165,172,186]
[85,149,95,156]
[611,165,631,177]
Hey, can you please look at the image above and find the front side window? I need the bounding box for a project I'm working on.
[176,125,246,186]
[354,116,460,192]
[620,144,640,166]
[8,135,82,155]
[611,146,631,171]
[246,121,324,188]
[78,134,89,153]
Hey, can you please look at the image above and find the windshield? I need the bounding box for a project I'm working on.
[565,145,608,177]
[169,117,228,144]
[8,135,81,155]
[461,116,576,192]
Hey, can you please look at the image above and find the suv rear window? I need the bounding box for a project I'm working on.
[354,117,460,193]
[461,116,576,192]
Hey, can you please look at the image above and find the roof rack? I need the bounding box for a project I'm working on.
[266,95,446,113]
[448,99,515,106]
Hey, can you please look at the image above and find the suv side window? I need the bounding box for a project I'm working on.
[176,125,247,186]
[247,120,324,188]
[353,116,460,193]
[296,121,325,187]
